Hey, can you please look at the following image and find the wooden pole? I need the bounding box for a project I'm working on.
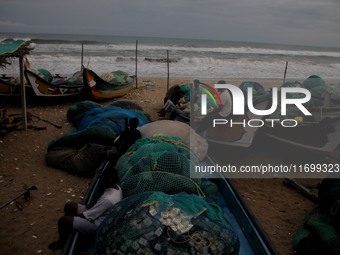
[135,40,138,88]
[19,56,27,130]
[81,43,84,71]
[167,50,170,91]
[283,61,288,85]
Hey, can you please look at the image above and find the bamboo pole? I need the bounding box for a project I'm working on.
[167,50,170,91]
[135,40,138,88]
[81,43,84,71]
[19,56,27,130]
[283,61,288,85]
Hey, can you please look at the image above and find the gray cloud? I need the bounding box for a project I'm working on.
[0,0,339,47]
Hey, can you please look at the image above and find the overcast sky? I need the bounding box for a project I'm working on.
[1,0,340,47]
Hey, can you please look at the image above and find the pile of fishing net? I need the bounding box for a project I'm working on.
[66,71,83,86]
[31,68,53,82]
[46,101,149,177]
[268,77,326,121]
[111,99,144,112]
[115,135,202,198]
[239,81,270,104]
[302,75,326,98]
[294,174,340,255]
[138,120,208,161]
[100,70,129,84]
[30,69,83,85]
[48,102,149,150]
[46,143,106,177]
[96,191,240,255]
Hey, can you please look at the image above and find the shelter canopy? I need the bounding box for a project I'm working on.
[0,40,32,68]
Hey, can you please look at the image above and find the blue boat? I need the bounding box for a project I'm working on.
[61,155,278,255]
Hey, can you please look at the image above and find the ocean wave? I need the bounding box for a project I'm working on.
[20,39,340,59]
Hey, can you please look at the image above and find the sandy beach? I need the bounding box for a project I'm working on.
[0,77,322,255]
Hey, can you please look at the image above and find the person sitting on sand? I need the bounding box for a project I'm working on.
[158,85,183,116]
[158,91,188,117]
[164,84,181,104]
[48,169,122,250]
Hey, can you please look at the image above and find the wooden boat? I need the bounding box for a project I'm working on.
[202,96,271,148]
[61,157,278,255]
[192,80,271,148]
[83,68,135,100]
[24,70,84,98]
[262,106,340,155]
[0,75,32,96]
[0,76,20,96]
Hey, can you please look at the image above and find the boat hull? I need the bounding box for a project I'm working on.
[83,68,135,100]
[24,70,83,98]
[204,97,271,147]
[61,157,277,255]
[262,114,340,155]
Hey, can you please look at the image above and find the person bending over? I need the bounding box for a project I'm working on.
[48,169,122,250]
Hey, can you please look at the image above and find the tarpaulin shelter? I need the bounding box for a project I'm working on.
[0,40,33,129]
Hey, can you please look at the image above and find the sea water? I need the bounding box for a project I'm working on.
[1,32,339,83]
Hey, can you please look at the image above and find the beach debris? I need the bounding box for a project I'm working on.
[283,178,318,203]
[30,113,62,129]
[16,202,23,211]
[0,186,37,209]
[145,83,156,87]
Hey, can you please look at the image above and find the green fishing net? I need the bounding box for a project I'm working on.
[294,206,340,255]
[115,135,201,197]
[100,70,129,84]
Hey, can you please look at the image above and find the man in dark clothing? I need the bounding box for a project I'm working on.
[114,117,141,154]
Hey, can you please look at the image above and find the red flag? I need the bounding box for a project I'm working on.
[24,57,31,69]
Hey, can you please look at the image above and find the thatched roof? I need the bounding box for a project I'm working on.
[0,40,33,68]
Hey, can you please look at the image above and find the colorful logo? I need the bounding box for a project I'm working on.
[197,81,223,106]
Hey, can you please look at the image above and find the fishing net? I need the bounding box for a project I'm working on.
[100,70,129,84]
[302,75,326,98]
[46,143,106,177]
[31,68,53,82]
[327,84,340,101]
[67,101,101,128]
[49,104,149,150]
[282,81,304,88]
[77,105,149,132]
[294,206,340,255]
[111,99,144,111]
[138,120,208,161]
[318,173,340,216]
[239,81,269,104]
[48,125,116,150]
[96,191,240,255]
[115,135,201,197]
[66,71,83,86]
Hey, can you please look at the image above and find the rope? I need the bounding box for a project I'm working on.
[319,106,324,119]
[167,227,212,248]
[330,200,340,215]
[138,171,206,198]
